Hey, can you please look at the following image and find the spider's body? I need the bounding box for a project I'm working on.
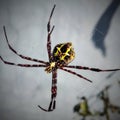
[1,4,120,112]
[45,42,75,73]
[53,42,75,65]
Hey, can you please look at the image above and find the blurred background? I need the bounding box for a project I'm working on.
[0,0,120,120]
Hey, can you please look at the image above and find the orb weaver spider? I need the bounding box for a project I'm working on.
[0,4,120,112]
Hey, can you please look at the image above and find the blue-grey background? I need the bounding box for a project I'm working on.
[0,0,120,120]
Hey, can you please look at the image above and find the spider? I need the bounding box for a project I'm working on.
[0,4,120,112]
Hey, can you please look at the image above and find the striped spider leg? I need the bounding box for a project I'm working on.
[38,70,57,111]
[64,65,120,72]
[0,28,47,69]
[47,4,56,62]
[1,26,47,65]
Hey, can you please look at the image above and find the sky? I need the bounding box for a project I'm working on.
[0,0,120,120]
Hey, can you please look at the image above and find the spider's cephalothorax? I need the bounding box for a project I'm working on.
[45,42,75,73]
[1,4,120,112]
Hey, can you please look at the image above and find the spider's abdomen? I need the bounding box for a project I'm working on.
[52,42,75,65]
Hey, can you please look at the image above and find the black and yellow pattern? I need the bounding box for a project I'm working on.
[53,42,75,65]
